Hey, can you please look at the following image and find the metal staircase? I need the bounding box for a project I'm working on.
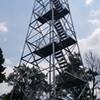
[52,0,71,72]
[54,20,68,41]
[55,50,68,69]
[52,0,63,13]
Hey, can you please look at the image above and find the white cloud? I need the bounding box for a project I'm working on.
[4,67,13,77]
[88,9,100,27]
[0,22,8,33]
[85,0,93,5]
[0,82,13,96]
[88,19,100,26]
[79,28,100,56]
[4,58,15,76]
[89,10,100,17]
[5,58,13,67]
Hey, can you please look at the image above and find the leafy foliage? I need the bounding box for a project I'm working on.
[85,51,100,100]
[56,53,88,100]
[55,53,91,100]
[0,48,5,83]
[55,51,100,100]
[5,64,49,100]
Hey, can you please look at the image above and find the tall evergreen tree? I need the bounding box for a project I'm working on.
[0,48,5,83]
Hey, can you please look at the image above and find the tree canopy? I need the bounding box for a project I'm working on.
[4,64,50,100]
[0,48,5,83]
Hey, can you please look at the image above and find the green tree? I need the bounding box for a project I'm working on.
[5,64,49,100]
[55,53,91,100]
[85,51,100,100]
[0,48,5,83]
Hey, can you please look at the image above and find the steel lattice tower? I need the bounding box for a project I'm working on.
[11,0,89,100]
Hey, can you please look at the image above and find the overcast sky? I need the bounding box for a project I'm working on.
[0,0,100,66]
[0,0,100,96]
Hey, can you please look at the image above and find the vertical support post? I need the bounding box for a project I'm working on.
[51,0,56,98]
[49,0,52,98]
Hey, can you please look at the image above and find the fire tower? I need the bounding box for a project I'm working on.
[11,0,89,100]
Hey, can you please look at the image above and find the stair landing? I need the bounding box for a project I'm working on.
[33,37,76,58]
[38,8,69,24]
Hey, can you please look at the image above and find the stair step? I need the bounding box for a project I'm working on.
[55,21,61,24]
[59,32,66,36]
[52,0,58,2]
[56,57,65,61]
[55,53,63,57]
[56,57,66,62]
[55,28,64,32]
[56,6,62,10]
[54,22,61,25]
[59,63,67,66]
[60,57,66,60]
[53,1,62,6]
[55,51,62,55]
[55,21,60,24]
[58,9,64,13]
[60,65,67,68]
[60,33,66,37]
[54,21,61,25]
[55,23,61,26]
[57,30,64,34]
[58,58,66,61]
[60,36,67,40]
[59,60,67,64]
[55,1,61,5]
[55,55,63,58]
[55,24,62,27]
[60,37,67,40]
[57,60,66,63]
[55,26,62,29]
[59,62,67,66]
[56,55,64,58]
[56,28,63,32]
[55,24,61,27]
[55,4,62,9]
[52,0,60,5]
[58,32,65,36]
[59,65,67,68]
[55,27,64,32]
